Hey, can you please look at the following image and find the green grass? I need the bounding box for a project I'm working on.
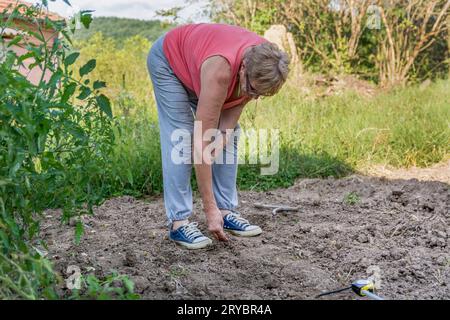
[106,79,449,195]
[344,192,361,205]
[244,79,449,169]
[76,34,449,194]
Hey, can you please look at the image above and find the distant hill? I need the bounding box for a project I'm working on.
[73,17,175,43]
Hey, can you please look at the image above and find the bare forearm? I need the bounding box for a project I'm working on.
[194,121,216,211]
[193,54,231,241]
[193,104,221,213]
[219,105,245,132]
[195,106,244,209]
[194,162,215,210]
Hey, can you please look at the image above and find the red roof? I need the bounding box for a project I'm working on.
[0,0,64,21]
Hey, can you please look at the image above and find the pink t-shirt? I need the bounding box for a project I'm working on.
[163,23,267,109]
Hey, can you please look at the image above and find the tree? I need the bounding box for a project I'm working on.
[206,0,375,75]
[207,0,276,34]
[376,0,450,86]
[205,0,450,86]
[279,0,372,74]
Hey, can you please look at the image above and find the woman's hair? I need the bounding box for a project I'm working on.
[243,42,290,96]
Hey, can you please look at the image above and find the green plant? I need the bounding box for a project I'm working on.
[344,192,361,205]
[0,0,136,299]
[68,273,140,300]
[169,264,188,278]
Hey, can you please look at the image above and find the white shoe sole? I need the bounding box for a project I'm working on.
[225,226,263,237]
[172,238,212,250]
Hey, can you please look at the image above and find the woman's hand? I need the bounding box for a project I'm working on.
[205,207,229,241]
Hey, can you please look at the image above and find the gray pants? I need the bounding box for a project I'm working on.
[147,34,240,225]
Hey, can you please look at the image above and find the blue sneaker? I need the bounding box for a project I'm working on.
[169,222,212,249]
[223,212,262,237]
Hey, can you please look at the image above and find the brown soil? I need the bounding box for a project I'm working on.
[42,174,449,300]
[366,159,450,185]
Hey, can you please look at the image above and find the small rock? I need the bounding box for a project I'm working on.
[133,276,149,293]
[357,234,369,243]
[437,238,447,247]
[411,270,426,279]
[162,281,176,292]
[428,237,444,248]
[124,250,138,267]
[315,244,325,253]
[419,79,432,91]
[298,226,311,233]
[265,279,279,289]
[435,231,446,238]
[422,204,435,212]
[390,249,403,260]
[359,257,371,267]
[411,264,422,270]
[436,256,448,266]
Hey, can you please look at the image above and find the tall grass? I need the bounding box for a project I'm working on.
[108,109,162,196]
[105,80,449,194]
[244,79,450,169]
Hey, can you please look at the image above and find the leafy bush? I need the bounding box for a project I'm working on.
[67,273,139,300]
[0,1,136,299]
[73,33,153,107]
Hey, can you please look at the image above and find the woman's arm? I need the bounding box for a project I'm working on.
[212,105,246,157]
[219,104,245,132]
[194,56,231,241]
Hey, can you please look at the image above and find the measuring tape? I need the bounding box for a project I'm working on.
[316,279,384,300]
[351,279,383,300]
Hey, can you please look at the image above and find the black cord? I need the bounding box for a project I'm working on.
[315,286,352,298]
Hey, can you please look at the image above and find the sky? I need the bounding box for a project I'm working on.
[31,0,210,22]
